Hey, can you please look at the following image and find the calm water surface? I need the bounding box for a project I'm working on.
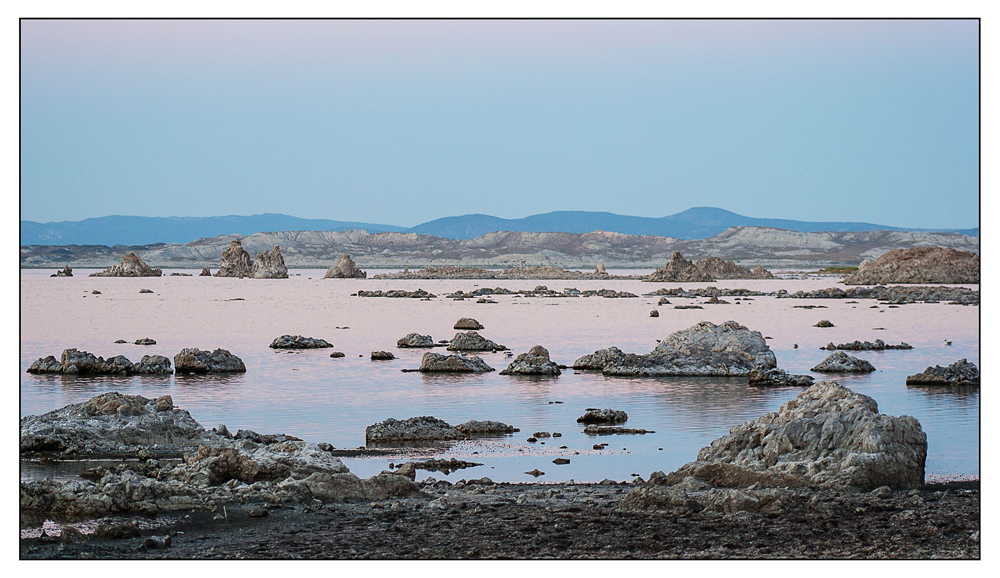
[20,269,979,482]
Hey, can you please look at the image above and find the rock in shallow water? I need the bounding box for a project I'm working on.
[811,351,875,373]
[905,359,979,386]
[174,348,246,373]
[269,335,332,349]
[453,317,484,330]
[397,333,434,348]
[418,352,494,373]
[499,345,560,376]
[447,331,506,352]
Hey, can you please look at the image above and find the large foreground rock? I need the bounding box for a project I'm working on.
[647,252,773,283]
[174,348,246,373]
[905,359,979,386]
[620,381,926,515]
[602,321,776,377]
[214,239,254,278]
[418,352,494,373]
[90,253,162,277]
[20,393,212,458]
[324,254,366,279]
[251,245,288,279]
[811,352,875,373]
[843,246,980,285]
[499,345,561,376]
[447,331,506,352]
[269,335,333,349]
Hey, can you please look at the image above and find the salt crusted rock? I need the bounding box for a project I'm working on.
[572,346,626,370]
[90,253,162,277]
[397,333,435,348]
[25,349,171,376]
[905,359,979,386]
[269,335,333,349]
[602,321,776,377]
[324,254,367,279]
[366,416,517,442]
[618,381,927,515]
[577,409,628,424]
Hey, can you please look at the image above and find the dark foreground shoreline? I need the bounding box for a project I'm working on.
[21,478,979,560]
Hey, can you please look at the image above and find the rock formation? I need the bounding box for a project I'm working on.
[821,340,912,351]
[173,348,246,373]
[418,352,494,373]
[26,349,173,376]
[371,351,395,360]
[199,267,212,276]
[89,253,162,277]
[618,381,927,515]
[269,335,333,349]
[571,347,626,370]
[324,254,367,279]
[251,245,288,279]
[748,367,814,387]
[577,409,628,424]
[454,317,484,330]
[214,240,254,278]
[811,352,876,373]
[601,321,777,377]
[366,417,518,443]
[134,338,156,345]
[499,345,561,376]
[905,359,979,386]
[397,333,435,348]
[20,393,209,457]
[51,265,72,277]
[647,252,774,283]
[447,331,506,352]
[843,247,980,285]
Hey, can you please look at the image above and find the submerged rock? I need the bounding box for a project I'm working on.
[602,321,776,377]
[251,245,288,279]
[447,331,506,352]
[269,335,333,349]
[324,254,367,279]
[499,345,561,376]
[619,381,927,515]
[417,352,494,373]
[453,317,485,330]
[571,346,626,371]
[454,420,519,436]
[90,253,162,277]
[583,425,653,435]
[905,359,979,386]
[214,239,254,278]
[843,246,980,285]
[811,352,876,373]
[397,333,435,348]
[173,348,246,373]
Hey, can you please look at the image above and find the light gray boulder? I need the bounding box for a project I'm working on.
[134,355,173,375]
[811,352,875,373]
[269,335,333,349]
[571,346,626,370]
[324,254,366,279]
[447,331,506,352]
[366,416,464,442]
[602,321,776,377]
[397,333,435,348]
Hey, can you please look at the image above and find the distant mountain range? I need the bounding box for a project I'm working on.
[20,207,978,246]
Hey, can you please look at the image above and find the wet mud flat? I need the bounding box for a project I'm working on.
[21,478,979,560]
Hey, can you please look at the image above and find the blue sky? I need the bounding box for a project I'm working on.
[20,19,979,228]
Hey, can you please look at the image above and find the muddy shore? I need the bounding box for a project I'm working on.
[21,478,979,560]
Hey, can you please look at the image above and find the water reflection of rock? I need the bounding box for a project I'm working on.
[637,376,800,432]
[173,372,247,389]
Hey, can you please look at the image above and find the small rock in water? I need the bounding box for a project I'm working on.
[525,469,545,477]
[329,351,346,358]
[139,288,154,294]
[649,310,659,317]
[371,351,395,361]
[114,339,127,344]
[134,337,156,345]
[92,290,101,294]
[814,320,835,327]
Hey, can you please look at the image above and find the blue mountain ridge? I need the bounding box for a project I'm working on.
[20,207,978,246]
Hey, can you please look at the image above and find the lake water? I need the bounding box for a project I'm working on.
[20,269,979,483]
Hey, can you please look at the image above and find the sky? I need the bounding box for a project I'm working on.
[19,19,980,228]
